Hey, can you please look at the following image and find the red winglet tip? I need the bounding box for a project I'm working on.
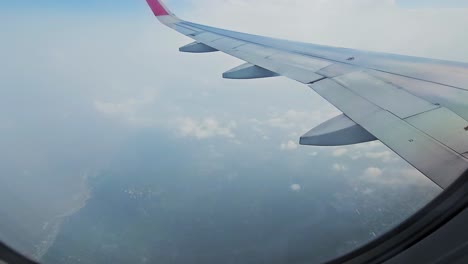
[146,0,170,16]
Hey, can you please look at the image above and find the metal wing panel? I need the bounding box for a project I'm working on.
[369,71,468,122]
[405,108,468,156]
[233,43,278,59]
[210,38,245,50]
[268,52,331,72]
[233,44,329,83]
[173,25,198,35]
[190,34,330,84]
[181,22,468,91]
[361,111,468,189]
[334,71,439,119]
[170,17,338,84]
[235,45,329,83]
[310,79,468,189]
[194,32,224,43]
[317,64,359,78]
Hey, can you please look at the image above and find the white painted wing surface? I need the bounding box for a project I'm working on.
[146,0,468,189]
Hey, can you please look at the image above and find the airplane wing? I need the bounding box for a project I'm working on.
[146,0,468,190]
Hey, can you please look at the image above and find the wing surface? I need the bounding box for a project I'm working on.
[146,0,468,189]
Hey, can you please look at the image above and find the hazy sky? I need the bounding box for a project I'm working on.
[1,0,468,262]
[3,0,468,9]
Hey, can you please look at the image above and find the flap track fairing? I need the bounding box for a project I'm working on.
[300,114,377,146]
[179,42,218,53]
[223,63,279,79]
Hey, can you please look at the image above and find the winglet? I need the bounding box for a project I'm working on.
[146,0,181,26]
[146,0,171,17]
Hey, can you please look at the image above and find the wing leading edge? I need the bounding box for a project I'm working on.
[146,0,468,189]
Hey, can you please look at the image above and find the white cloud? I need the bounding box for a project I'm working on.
[362,188,375,195]
[290,184,302,192]
[266,110,317,130]
[177,117,236,139]
[94,90,159,127]
[365,151,399,163]
[333,163,347,172]
[280,140,298,151]
[249,109,338,146]
[94,100,135,116]
[349,151,364,160]
[399,169,436,186]
[332,148,348,157]
[364,167,383,178]
[359,167,435,187]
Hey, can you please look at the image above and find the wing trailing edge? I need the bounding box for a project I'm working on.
[146,0,181,25]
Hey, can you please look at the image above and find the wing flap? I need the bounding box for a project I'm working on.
[334,71,439,119]
[369,71,468,122]
[405,108,468,155]
[310,79,468,189]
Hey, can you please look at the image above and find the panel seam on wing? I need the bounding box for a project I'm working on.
[180,21,468,92]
